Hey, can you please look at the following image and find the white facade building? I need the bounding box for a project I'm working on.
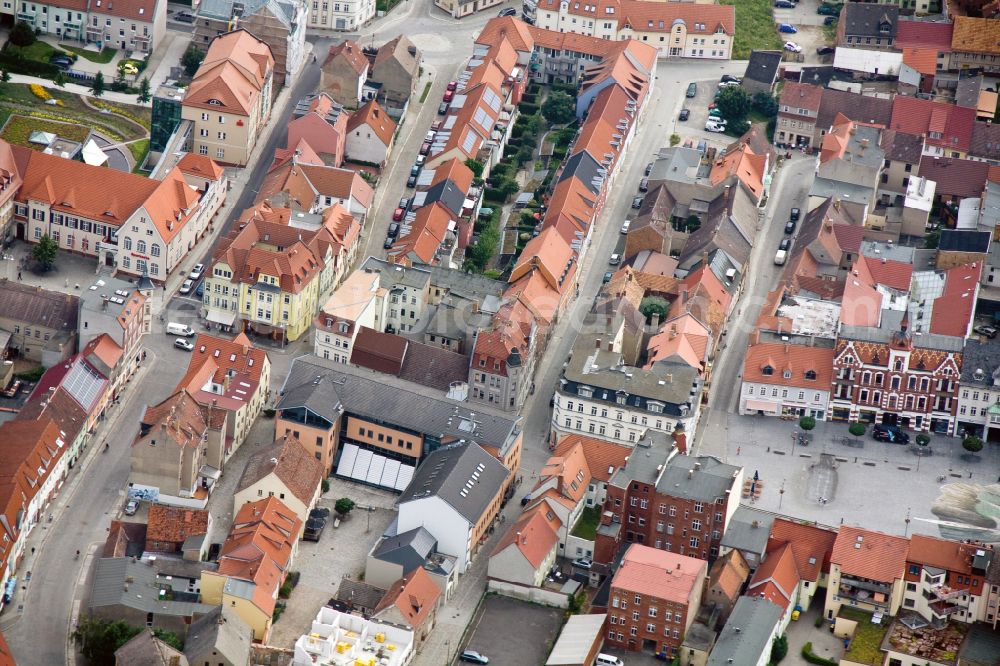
[307,0,374,30]
[292,606,413,666]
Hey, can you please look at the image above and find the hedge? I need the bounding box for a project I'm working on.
[801,643,837,666]
[0,52,59,79]
[518,101,539,115]
[483,187,506,203]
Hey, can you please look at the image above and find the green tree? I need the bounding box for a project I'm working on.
[0,70,10,84]
[849,422,866,439]
[542,90,576,125]
[182,44,205,77]
[91,71,105,98]
[717,86,751,124]
[10,20,36,48]
[963,435,984,454]
[137,76,151,104]
[669,133,681,147]
[464,158,484,179]
[924,229,940,249]
[152,629,183,651]
[684,214,701,232]
[31,234,58,272]
[915,433,931,448]
[752,91,779,117]
[72,616,141,664]
[55,71,67,87]
[799,415,817,431]
[639,296,669,324]
[771,634,789,664]
[335,497,356,516]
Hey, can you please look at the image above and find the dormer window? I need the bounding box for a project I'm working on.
[762,365,774,376]
[207,99,223,106]
[805,370,817,380]
[783,370,792,379]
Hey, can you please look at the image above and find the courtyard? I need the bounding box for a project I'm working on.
[457,594,565,666]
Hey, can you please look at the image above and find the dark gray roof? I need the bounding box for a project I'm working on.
[427,266,505,304]
[115,630,188,666]
[655,455,741,501]
[959,339,1000,386]
[336,578,387,612]
[842,2,899,38]
[955,75,983,111]
[707,597,783,665]
[398,340,472,391]
[798,66,835,87]
[360,256,432,291]
[558,151,603,195]
[719,506,775,557]
[0,282,79,332]
[371,526,438,574]
[971,121,1000,163]
[938,229,991,254]
[397,442,509,524]
[879,129,924,164]
[184,607,252,666]
[743,51,782,85]
[280,356,522,455]
[89,558,216,617]
[958,622,1000,666]
[680,622,716,653]
[817,89,893,137]
[198,0,295,24]
[423,179,466,218]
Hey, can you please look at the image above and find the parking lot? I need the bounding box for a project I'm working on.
[773,0,837,62]
[675,80,744,149]
[457,594,565,666]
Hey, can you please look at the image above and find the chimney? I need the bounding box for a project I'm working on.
[242,343,249,356]
[650,311,660,330]
[670,324,677,339]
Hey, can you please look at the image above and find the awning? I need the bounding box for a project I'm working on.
[206,309,237,327]
[745,399,780,414]
[82,139,108,166]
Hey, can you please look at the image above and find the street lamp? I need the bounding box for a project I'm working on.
[778,479,786,511]
[791,430,798,457]
[904,507,911,537]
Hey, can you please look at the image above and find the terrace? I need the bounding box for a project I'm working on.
[885,614,968,665]
[839,606,890,666]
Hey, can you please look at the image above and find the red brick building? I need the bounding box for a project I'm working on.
[607,544,707,657]
[594,444,742,566]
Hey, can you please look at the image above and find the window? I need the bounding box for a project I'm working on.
[216,148,225,159]
[151,244,160,257]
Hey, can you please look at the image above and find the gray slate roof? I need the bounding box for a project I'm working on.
[89,558,216,617]
[115,630,189,666]
[198,0,295,24]
[360,256,432,291]
[336,578,388,611]
[842,3,899,38]
[743,50,782,85]
[184,607,252,666]
[719,505,775,557]
[959,339,1000,386]
[370,526,438,574]
[397,442,509,524]
[0,282,79,332]
[280,356,522,455]
[707,596,783,666]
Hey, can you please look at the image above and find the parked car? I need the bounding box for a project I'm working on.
[49,55,73,68]
[406,174,417,188]
[124,500,139,516]
[189,263,205,280]
[2,379,23,398]
[383,236,395,249]
[174,338,195,351]
[708,108,723,118]
[774,249,787,266]
[438,102,449,115]
[120,62,138,76]
[824,16,838,25]
[392,207,405,221]
[620,220,630,234]
[173,10,195,21]
[638,177,649,192]
[686,82,697,98]
[443,89,454,103]
[388,222,400,237]
[415,154,426,166]
[817,3,840,14]
[779,238,791,251]
[790,207,800,221]
[678,108,690,121]
[720,74,741,83]
[603,271,614,283]
[705,119,727,133]
[179,279,194,295]
[459,652,489,665]
[303,512,327,541]
[572,557,593,569]
[778,23,797,33]
[430,120,442,132]
[775,0,795,7]
[498,6,517,16]
[816,46,835,55]
[632,196,643,209]
[717,80,740,89]
[608,254,621,266]
[644,162,654,176]
[410,164,421,177]
[784,41,802,53]
[974,325,998,339]
[195,281,205,298]
[447,80,457,91]
[784,220,796,234]
[420,140,432,155]
[873,423,910,444]
[399,196,410,209]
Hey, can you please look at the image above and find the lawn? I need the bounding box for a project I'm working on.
[5,40,64,62]
[0,83,150,142]
[839,607,890,666]
[720,0,784,59]
[1,114,92,147]
[60,45,117,64]
[570,506,600,540]
[128,139,150,171]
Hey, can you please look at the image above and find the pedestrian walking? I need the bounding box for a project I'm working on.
[736,446,741,455]
[30,547,35,555]
[17,271,21,281]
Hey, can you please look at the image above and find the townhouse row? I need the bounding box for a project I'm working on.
[5,0,166,52]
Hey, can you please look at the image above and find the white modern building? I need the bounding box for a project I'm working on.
[292,606,413,666]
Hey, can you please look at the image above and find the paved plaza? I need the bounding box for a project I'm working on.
[718,413,1000,538]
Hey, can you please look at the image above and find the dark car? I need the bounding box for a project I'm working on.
[383,236,395,249]
[639,177,649,192]
[686,82,697,98]
[406,174,417,188]
[775,1,795,7]
[679,108,690,121]
[644,162,654,176]
[410,164,421,178]
[824,16,838,25]
[195,281,205,298]
[632,195,643,209]
[779,238,791,251]
[816,46,836,55]
[873,424,910,444]
[438,102,448,115]
[817,3,840,14]
[790,207,801,221]
[784,220,796,234]
[49,54,73,66]
[720,74,741,83]
[173,10,195,21]
[460,652,489,665]
[603,271,614,283]
[420,140,432,155]
[498,7,517,16]
[388,222,400,238]
[303,508,329,541]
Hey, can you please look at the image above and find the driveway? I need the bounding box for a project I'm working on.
[456,594,564,666]
[773,0,836,63]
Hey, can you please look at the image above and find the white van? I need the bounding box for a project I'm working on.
[595,655,624,666]
[166,322,195,337]
[774,249,787,266]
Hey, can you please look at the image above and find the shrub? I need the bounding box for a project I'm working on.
[15,366,45,382]
[799,415,816,431]
[801,642,837,666]
[278,581,293,599]
[814,615,825,628]
[335,497,356,516]
[29,83,50,101]
[963,435,984,453]
[916,433,931,447]
[321,478,330,493]
[849,423,866,438]
[263,407,275,418]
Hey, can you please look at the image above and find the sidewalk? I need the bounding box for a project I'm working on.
[6,73,144,106]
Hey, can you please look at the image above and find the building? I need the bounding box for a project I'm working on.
[766,517,838,612]
[607,544,707,657]
[890,96,976,159]
[144,504,211,558]
[183,30,275,167]
[740,340,835,419]
[183,606,253,666]
[950,17,1000,74]
[469,298,538,412]
[320,40,370,108]
[234,434,324,527]
[741,51,782,96]
[396,443,510,574]
[0,141,23,245]
[705,549,751,624]
[369,36,421,110]
[903,536,993,626]
[128,389,227,508]
[78,274,150,394]
[10,0,167,53]
[371,567,442,644]
[291,607,414,666]
[545,614,607,666]
[344,99,397,166]
[286,93,348,167]
[596,444,743,565]
[257,154,374,219]
[114,629,189,666]
[194,0,306,85]
[204,202,360,341]
[956,339,1000,440]
[488,504,561,588]
[365,526,458,593]
[824,525,909,620]
[0,281,78,365]
[200,497,301,642]
[706,596,783,666]
[276,355,523,490]
[838,2,899,51]
[174,332,270,455]
[307,0,374,31]
[434,0,503,19]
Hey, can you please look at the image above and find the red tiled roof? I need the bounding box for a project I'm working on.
[708,549,749,601]
[748,542,799,610]
[175,332,268,414]
[896,19,954,50]
[779,82,823,116]
[475,16,535,54]
[743,342,834,390]
[373,566,441,629]
[929,261,979,337]
[831,526,909,583]
[185,30,273,116]
[768,518,838,582]
[917,155,991,199]
[346,99,397,149]
[890,97,976,153]
[146,505,210,547]
[236,435,324,509]
[611,544,707,603]
[553,435,630,483]
[952,16,1000,56]
[906,534,984,574]
[865,257,913,292]
[619,1,735,35]
[491,505,560,569]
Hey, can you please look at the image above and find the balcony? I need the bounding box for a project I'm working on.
[930,584,967,602]
[928,600,963,618]
[842,576,892,595]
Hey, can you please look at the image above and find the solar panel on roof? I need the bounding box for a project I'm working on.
[63,360,105,410]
